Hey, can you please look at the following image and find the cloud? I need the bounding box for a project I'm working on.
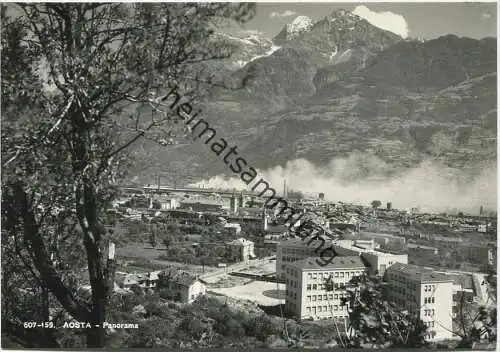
[352,5,409,39]
[482,12,492,20]
[270,10,297,19]
[191,154,496,214]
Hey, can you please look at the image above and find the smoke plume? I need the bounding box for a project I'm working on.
[190,153,496,214]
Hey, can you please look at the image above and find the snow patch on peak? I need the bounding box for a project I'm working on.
[286,16,314,40]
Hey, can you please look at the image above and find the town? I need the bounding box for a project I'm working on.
[103,181,497,347]
[2,2,496,350]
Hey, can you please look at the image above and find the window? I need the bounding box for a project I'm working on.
[334,272,339,278]
[318,306,322,312]
[307,284,311,290]
[431,309,435,316]
[329,294,333,300]
[319,273,323,279]
[312,273,317,279]
[431,297,435,303]
[306,307,311,314]
[345,272,349,278]
[308,273,312,279]
[307,295,311,302]
[329,305,333,311]
[313,284,317,290]
[324,294,328,300]
[340,272,344,278]
[323,305,327,311]
[334,294,338,299]
[334,305,338,311]
[318,295,322,301]
[312,296,317,301]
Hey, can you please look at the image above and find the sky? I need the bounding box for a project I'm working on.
[246,3,497,40]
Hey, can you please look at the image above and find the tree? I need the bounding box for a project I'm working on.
[163,236,173,250]
[452,285,497,348]
[1,3,255,347]
[370,200,382,209]
[340,274,428,348]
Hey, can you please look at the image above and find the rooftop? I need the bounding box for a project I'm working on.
[227,237,253,246]
[161,267,200,287]
[293,256,365,271]
[387,263,453,283]
[334,241,405,258]
[278,236,335,249]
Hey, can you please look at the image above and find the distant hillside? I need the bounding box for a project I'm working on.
[126,9,497,196]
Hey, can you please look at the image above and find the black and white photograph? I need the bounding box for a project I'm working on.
[1,1,497,349]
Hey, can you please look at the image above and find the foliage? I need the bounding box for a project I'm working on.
[370,200,382,209]
[1,3,255,347]
[341,274,428,348]
[453,290,497,348]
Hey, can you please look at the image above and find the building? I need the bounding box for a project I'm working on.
[157,269,207,303]
[276,237,335,279]
[284,256,365,321]
[179,198,225,212]
[265,224,288,238]
[120,270,162,292]
[385,263,454,341]
[226,237,256,262]
[333,239,408,276]
[119,269,206,303]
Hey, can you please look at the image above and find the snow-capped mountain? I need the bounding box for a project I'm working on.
[274,15,315,44]
[127,10,496,197]
[224,8,402,110]
[285,16,315,40]
[212,30,279,71]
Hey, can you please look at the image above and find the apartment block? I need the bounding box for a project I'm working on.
[333,239,408,276]
[284,256,365,321]
[276,237,335,279]
[385,263,454,341]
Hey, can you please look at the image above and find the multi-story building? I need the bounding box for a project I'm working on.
[226,237,256,262]
[333,239,408,276]
[385,263,454,341]
[276,237,335,279]
[284,256,365,321]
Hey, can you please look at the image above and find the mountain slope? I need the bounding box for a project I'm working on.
[126,13,496,190]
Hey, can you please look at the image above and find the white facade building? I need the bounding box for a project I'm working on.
[284,256,365,321]
[276,237,335,279]
[120,269,206,303]
[333,239,408,276]
[385,263,454,341]
[226,237,256,262]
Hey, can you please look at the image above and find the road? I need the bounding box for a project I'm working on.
[200,256,276,282]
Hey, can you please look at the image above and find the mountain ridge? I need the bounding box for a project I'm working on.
[127,10,496,199]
